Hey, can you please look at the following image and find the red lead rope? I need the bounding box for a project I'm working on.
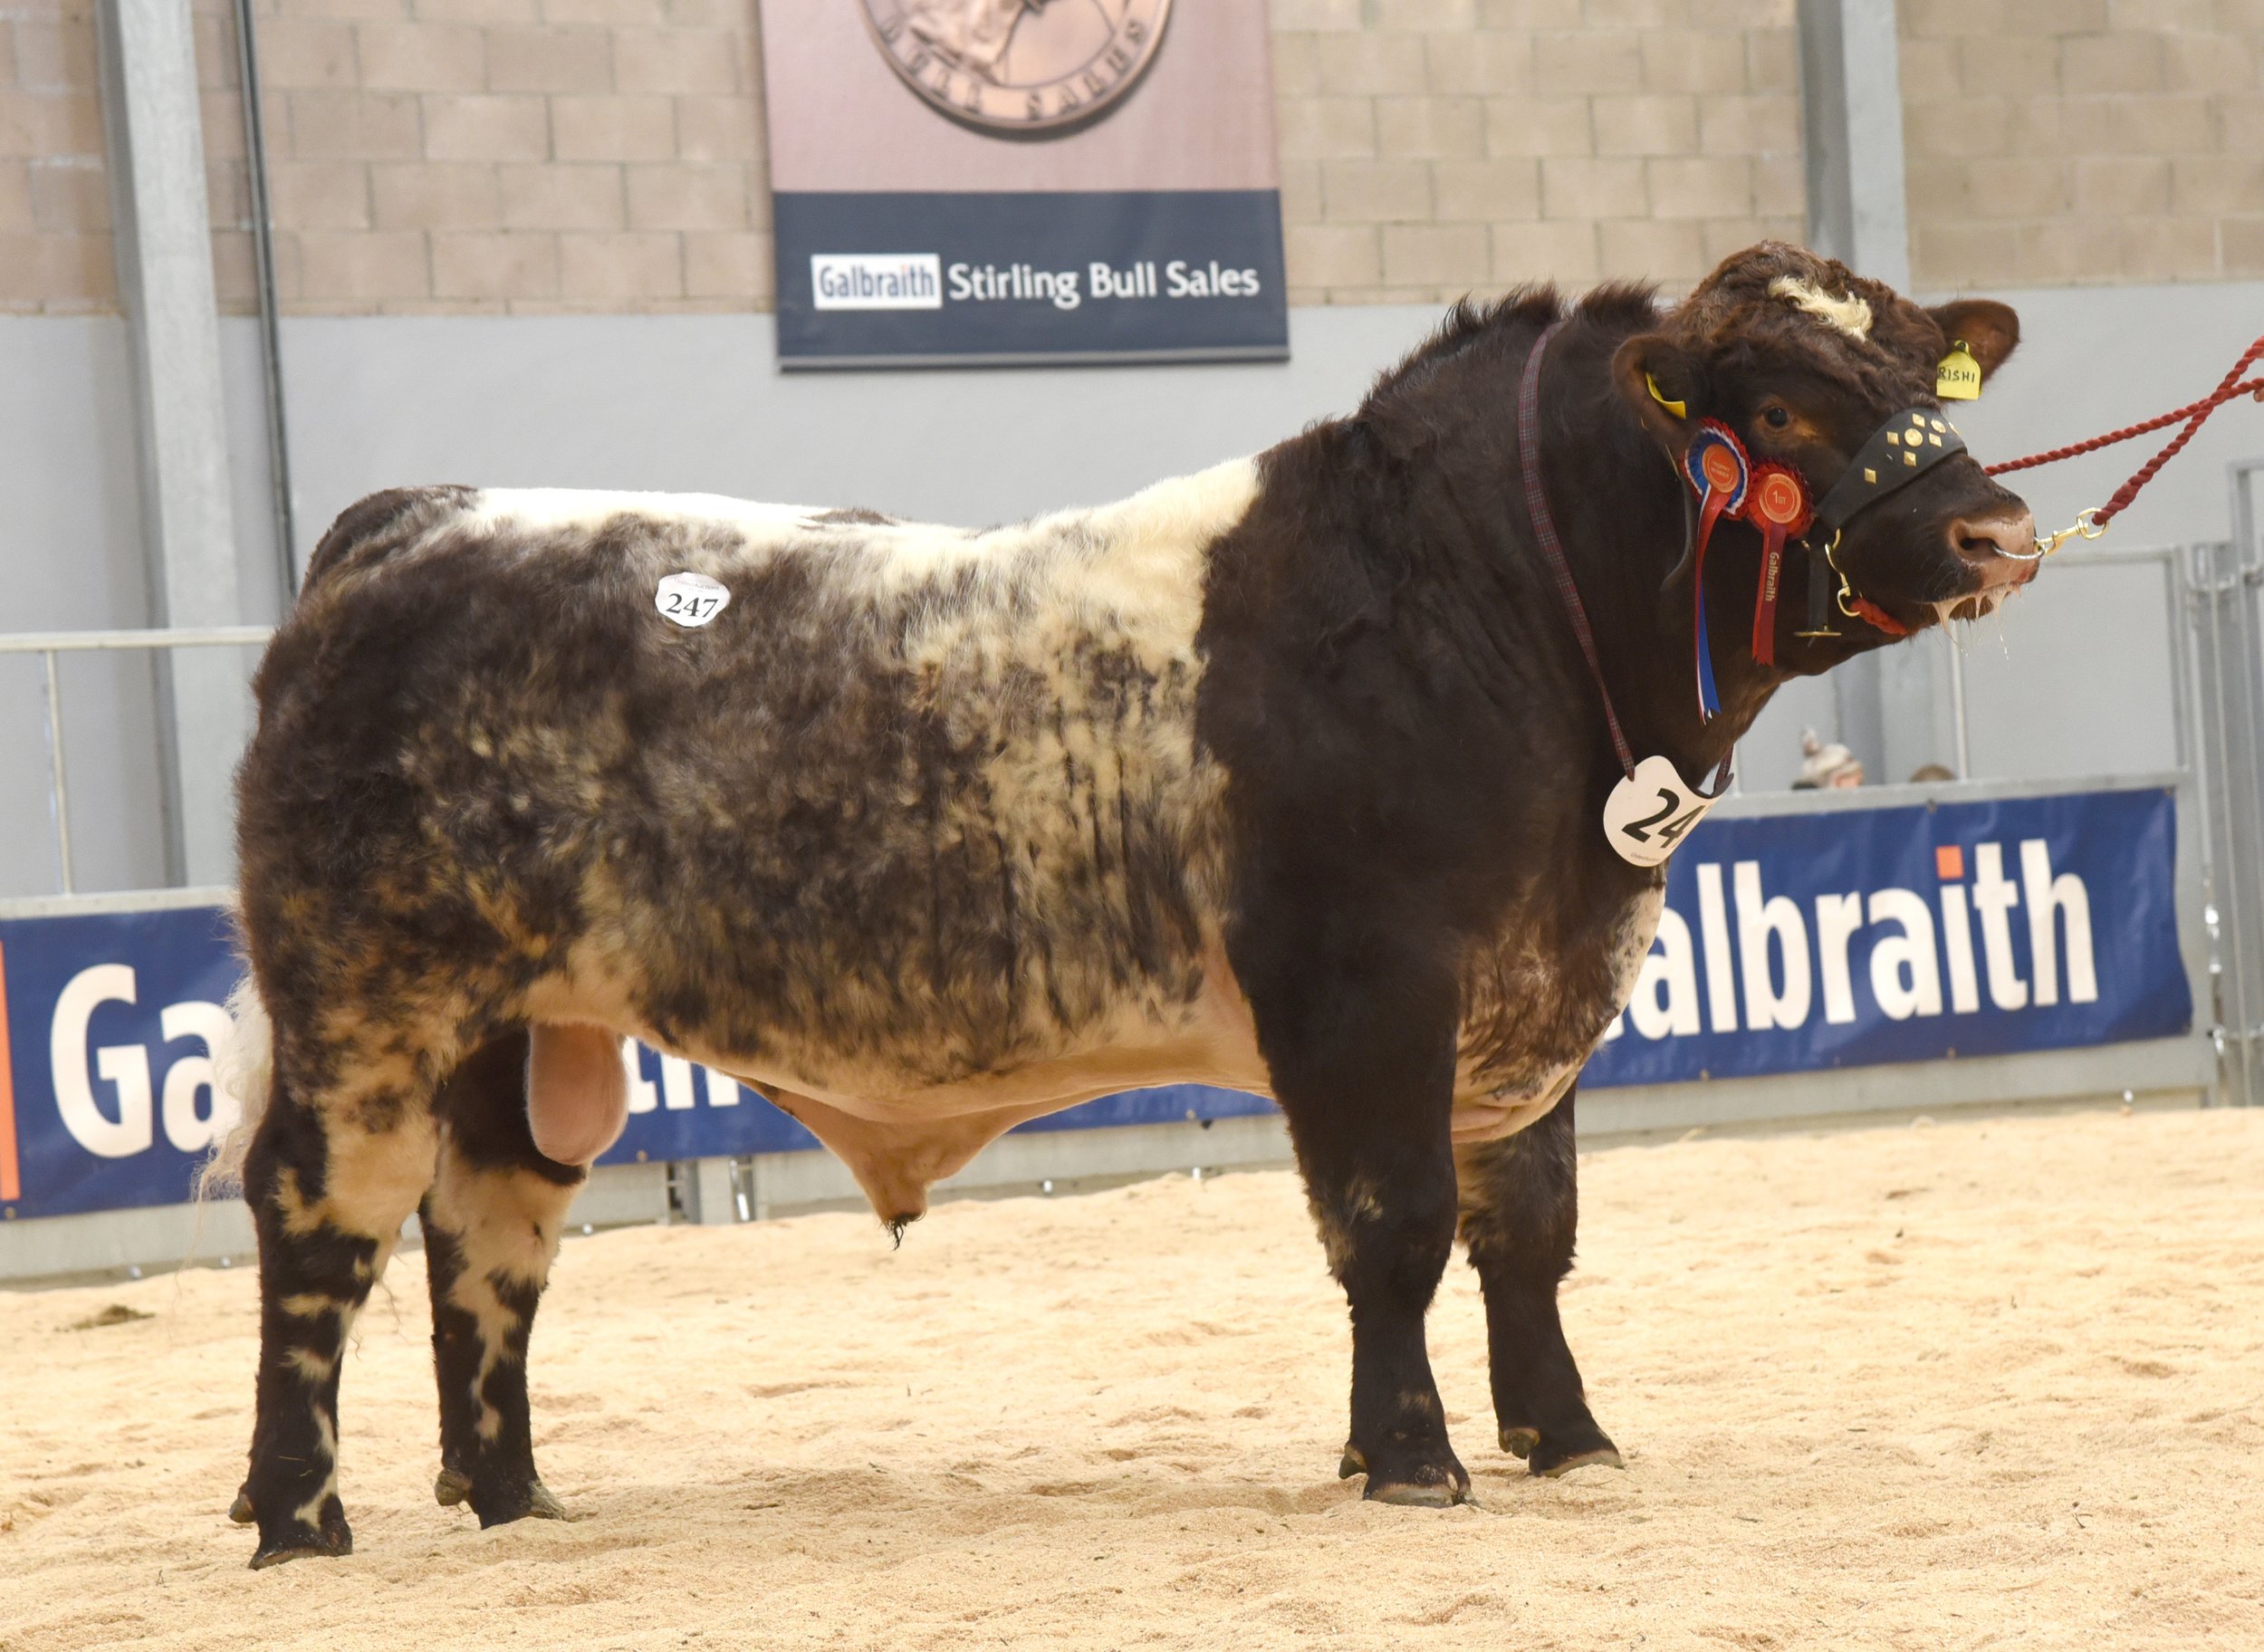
[1984,333,2264,531]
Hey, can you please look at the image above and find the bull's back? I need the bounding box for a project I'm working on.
[241,466,1262,1093]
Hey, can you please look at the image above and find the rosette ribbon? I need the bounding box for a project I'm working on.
[1679,419,1751,721]
[1743,463,1813,668]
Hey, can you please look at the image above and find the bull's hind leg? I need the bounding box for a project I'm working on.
[1255,944,1470,1507]
[422,1031,587,1527]
[1456,1084,1622,1476]
[236,1052,440,1567]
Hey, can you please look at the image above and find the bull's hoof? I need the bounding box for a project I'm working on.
[250,1535,351,1570]
[1532,1441,1625,1478]
[474,1477,571,1528]
[439,1464,572,1527]
[227,1489,256,1525]
[515,1480,571,1523]
[1342,1439,1470,1506]
[248,1503,352,1570]
[1498,1417,1624,1475]
[1366,1476,1470,1507]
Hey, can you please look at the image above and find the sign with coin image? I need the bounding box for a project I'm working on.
[861,0,1171,135]
[758,0,1286,367]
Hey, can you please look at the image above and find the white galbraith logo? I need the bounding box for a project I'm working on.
[811,254,943,312]
[1604,839,2100,1045]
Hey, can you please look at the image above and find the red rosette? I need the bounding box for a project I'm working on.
[1746,463,1813,535]
[1741,462,1812,668]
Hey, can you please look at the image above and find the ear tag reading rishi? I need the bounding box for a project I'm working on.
[1603,754,1722,868]
[655,571,731,629]
[1935,341,1982,401]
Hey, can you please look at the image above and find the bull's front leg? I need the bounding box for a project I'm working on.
[1254,943,1469,1506]
[1455,1084,1623,1475]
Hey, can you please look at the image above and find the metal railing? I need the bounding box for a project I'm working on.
[2188,464,2264,1108]
[0,625,272,897]
[1976,539,2197,773]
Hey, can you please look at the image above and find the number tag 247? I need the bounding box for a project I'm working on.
[656,571,732,629]
[1601,754,1723,868]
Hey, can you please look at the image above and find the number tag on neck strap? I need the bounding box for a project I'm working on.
[1603,754,1722,867]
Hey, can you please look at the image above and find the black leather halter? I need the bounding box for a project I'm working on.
[1811,407,1970,534]
[1802,406,1969,633]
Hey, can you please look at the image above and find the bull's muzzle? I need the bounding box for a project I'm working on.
[1935,507,2040,622]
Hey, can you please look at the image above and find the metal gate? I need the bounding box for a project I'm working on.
[2187,460,2264,1108]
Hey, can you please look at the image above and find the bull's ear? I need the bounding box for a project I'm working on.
[1611,333,1704,450]
[1926,299,2019,382]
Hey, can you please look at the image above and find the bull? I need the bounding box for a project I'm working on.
[213,243,2033,1565]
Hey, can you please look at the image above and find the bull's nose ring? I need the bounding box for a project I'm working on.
[2004,505,2106,562]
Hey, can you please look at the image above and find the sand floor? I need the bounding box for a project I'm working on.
[5,1104,2264,1650]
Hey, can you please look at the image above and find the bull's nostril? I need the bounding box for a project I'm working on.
[1951,513,2037,565]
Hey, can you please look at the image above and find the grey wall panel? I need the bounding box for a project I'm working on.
[0,319,171,898]
[1,283,2256,892]
[218,318,287,624]
[0,319,280,898]
[1949,281,2264,552]
[1,319,149,631]
[275,306,1443,562]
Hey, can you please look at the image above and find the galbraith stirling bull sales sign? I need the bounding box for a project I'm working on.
[755,0,1288,367]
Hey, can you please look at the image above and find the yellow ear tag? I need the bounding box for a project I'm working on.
[1645,372,1687,419]
[1935,341,1981,401]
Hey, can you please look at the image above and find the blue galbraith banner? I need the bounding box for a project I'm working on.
[0,907,1271,1223]
[755,0,1290,368]
[1582,785,2190,1084]
[0,788,2191,1222]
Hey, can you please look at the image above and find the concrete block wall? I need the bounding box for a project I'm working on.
[194,0,1804,313]
[0,0,111,311]
[1902,0,2264,287]
[7,0,2262,311]
[1271,0,1804,303]
[188,0,769,315]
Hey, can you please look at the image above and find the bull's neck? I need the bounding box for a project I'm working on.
[1511,315,1778,784]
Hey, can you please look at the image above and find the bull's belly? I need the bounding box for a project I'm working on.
[708,990,1272,1125]
[523,932,1271,1215]
[1448,1062,1582,1145]
[522,906,1622,1214]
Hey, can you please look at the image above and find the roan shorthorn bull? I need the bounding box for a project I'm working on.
[214,242,2036,1566]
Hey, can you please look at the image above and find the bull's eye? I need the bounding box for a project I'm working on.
[1761,405,1792,430]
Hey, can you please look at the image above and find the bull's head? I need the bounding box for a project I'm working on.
[1611,242,2033,663]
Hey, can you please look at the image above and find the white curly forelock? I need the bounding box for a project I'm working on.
[1768,275,1873,341]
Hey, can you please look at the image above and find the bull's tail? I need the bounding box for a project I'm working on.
[197,973,275,1202]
